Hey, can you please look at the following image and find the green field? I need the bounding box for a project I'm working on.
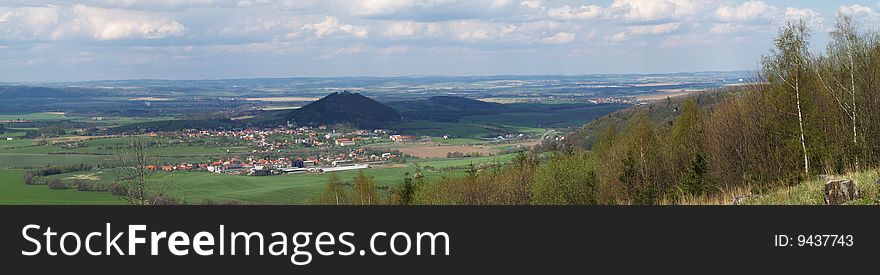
[0,112,68,120]
[0,129,28,139]
[21,154,513,204]
[430,137,487,145]
[393,121,513,138]
[0,170,122,205]
[0,136,251,169]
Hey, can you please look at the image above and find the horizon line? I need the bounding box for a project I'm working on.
[1,70,758,85]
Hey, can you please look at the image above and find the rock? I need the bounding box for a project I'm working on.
[824,179,860,205]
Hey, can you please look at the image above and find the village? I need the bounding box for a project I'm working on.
[142,125,424,177]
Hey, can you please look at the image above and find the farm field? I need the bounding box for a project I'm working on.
[0,136,252,169]
[392,121,513,138]
[0,170,121,205]
[394,145,496,158]
[19,154,513,204]
[0,112,68,120]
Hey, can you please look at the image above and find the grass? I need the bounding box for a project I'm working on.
[415,154,516,169]
[0,170,122,205]
[393,121,510,138]
[29,153,517,205]
[40,166,428,204]
[430,137,487,145]
[0,129,28,138]
[0,112,68,120]
[0,136,249,168]
[743,170,880,205]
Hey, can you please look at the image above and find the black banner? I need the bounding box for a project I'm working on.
[1,206,876,273]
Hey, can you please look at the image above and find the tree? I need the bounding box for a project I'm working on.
[678,153,708,196]
[351,171,379,205]
[531,152,598,205]
[317,173,348,205]
[763,20,812,176]
[668,99,704,173]
[114,136,168,205]
[390,173,415,205]
[0,123,5,134]
[814,14,868,171]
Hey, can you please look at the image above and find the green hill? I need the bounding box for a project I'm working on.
[266,91,401,129]
[394,96,509,122]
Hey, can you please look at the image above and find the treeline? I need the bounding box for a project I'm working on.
[374,15,880,205]
[23,163,94,185]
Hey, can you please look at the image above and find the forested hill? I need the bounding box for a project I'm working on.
[564,88,735,150]
[0,86,84,98]
[273,91,401,129]
[393,96,508,122]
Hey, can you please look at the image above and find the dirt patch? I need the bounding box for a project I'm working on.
[397,145,497,158]
[64,173,100,181]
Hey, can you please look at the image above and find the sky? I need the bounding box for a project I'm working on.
[1,0,878,82]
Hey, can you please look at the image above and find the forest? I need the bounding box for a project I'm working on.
[313,15,880,205]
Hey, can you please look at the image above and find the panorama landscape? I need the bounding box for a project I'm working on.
[1,1,879,205]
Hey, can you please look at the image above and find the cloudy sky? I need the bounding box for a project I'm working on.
[1,0,878,82]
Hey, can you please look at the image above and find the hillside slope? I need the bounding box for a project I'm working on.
[278,91,401,129]
[394,96,508,122]
[565,88,735,150]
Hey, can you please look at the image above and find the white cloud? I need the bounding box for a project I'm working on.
[447,21,504,41]
[783,7,823,28]
[91,0,220,10]
[715,1,777,22]
[298,16,368,39]
[608,32,628,43]
[547,5,603,20]
[0,6,61,40]
[628,22,680,35]
[838,4,880,20]
[605,0,708,21]
[383,21,440,38]
[520,0,542,9]
[352,0,418,16]
[58,5,185,40]
[541,32,575,44]
[1,5,186,41]
[708,23,741,34]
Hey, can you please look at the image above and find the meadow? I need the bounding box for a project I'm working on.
[23,155,507,204]
[0,136,251,169]
[0,112,68,120]
[0,170,121,205]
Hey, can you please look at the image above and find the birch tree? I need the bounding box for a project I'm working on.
[814,14,866,170]
[763,20,812,176]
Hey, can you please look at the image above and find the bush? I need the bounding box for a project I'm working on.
[531,152,598,205]
[48,179,68,190]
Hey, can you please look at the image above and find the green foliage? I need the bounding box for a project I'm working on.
[678,153,708,196]
[531,152,597,205]
[351,171,380,205]
[316,173,348,205]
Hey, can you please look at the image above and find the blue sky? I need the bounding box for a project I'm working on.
[1,0,878,82]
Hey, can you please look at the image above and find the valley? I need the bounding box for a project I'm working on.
[0,72,748,204]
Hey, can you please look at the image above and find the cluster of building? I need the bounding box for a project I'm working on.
[168,127,419,153]
[145,147,400,176]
